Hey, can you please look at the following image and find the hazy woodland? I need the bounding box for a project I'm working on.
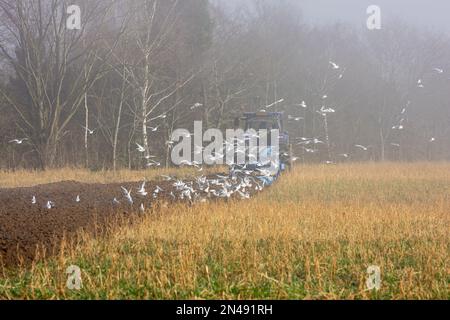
[1,0,449,169]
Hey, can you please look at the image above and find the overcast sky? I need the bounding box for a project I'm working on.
[301,0,450,34]
[220,0,450,35]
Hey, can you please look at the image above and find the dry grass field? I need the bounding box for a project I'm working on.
[0,163,448,299]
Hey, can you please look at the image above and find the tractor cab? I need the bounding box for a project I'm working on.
[232,112,292,180]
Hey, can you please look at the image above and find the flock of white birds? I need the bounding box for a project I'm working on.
[27,166,272,212]
[8,60,445,212]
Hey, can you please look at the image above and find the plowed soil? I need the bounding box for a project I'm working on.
[0,179,190,267]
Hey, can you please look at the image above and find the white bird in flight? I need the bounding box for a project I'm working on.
[146,160,161,167]
[329,61,340,70]
[265,99,284,109]
[190,103,203,110]
[433,68,444,74]
[9,138,28,144]
[302,147,317,153]
[288,115,303,121]
[75,195,80,203]
[32,196,37,204]
[136,143,146,153]
[320,106,336,114]
[417,79,424,88]
[46,201,55,209]
[355,145,369,151]
[121,186,133,204]
[137,181,147,196]
[161,175,173,181]
[296,101,307,109]
[81,126,95,135]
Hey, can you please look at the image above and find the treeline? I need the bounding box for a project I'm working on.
[0,0,449,170]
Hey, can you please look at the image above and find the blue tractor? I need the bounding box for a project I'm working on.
[232,112,292,183]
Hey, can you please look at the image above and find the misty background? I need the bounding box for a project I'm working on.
[0,0,449,170]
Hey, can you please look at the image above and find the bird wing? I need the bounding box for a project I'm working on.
[121,186,130,195]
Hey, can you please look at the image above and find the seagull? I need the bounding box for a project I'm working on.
[9,138,28,144]
[338,74,344,80]
[417,79,424,88]
[433,68,444,74]
[329,61,340,70]
[139,203,145,212]
[392,125,404,130]
[312,138,325,145]
[137,181,147,196]
[190,103,203,110]
[121,186,133,204]
[180,160,201,168]
[295,101,307,109]
[136,143,146,153]
[75,195,80,203]
[265,99,284,109]
[355,145,368,151]
[390,143,400,147]
[429,137,436,142]
[113,197,120,205]
[166,140,175,146]
[146,160,161,167]
[288,115,304,121]
[148,126,159,132]
[320,106,336,114]
[338,153,349,158]
[161,175,173,181]
[81,126,95,135]
[46,201,55,209]
[322,95,328,100]
[31,196,37,204]
[302,147,317,153]
[156,114,167,119]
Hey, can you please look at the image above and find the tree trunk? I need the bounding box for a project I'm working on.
[84,92,89,168]
[141,58,151,164]
[323,114,331,161]
[379,127,385,162]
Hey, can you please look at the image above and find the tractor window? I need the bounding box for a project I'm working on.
[246,119,279,131]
